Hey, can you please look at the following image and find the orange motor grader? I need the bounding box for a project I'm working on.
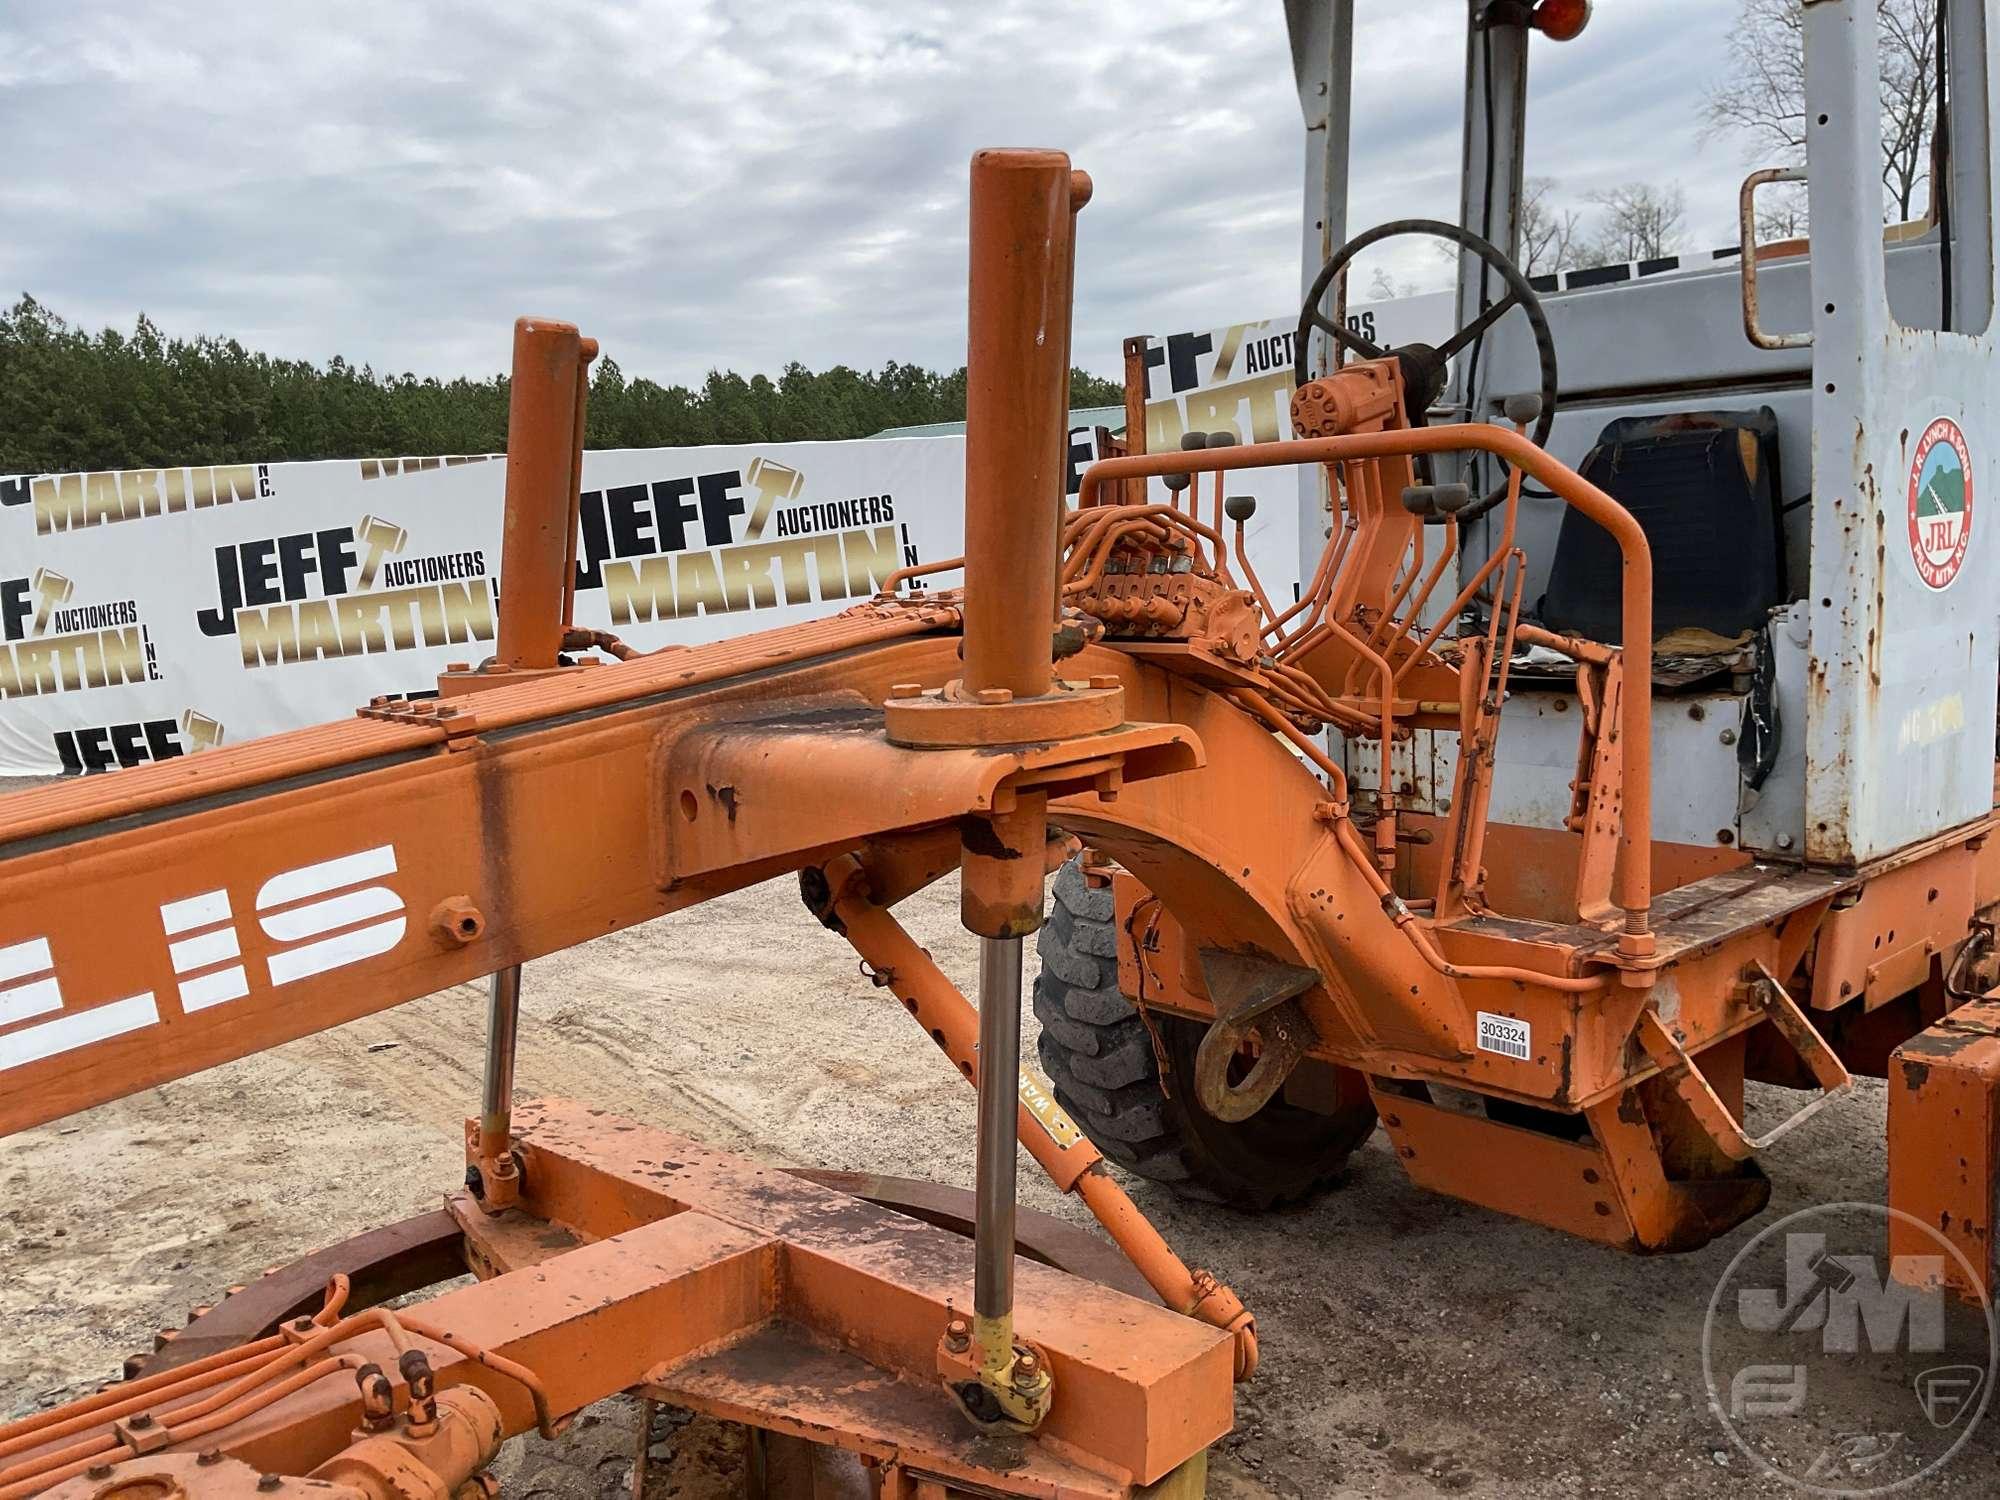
[3,115,2000,1500]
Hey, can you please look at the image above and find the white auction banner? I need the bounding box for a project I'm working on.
[1,294,1461,779]
[0,437,966,776]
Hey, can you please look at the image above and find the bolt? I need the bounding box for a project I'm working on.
[129,1413,153,1429]
[1719,728,1738,745]
[1777,833,1796,850]
[431,896,485,946]
[199,1450,224,1467]
[944,1317,971,1353]
[87,1465,113,1480]
[974,687,1013,705]
[258,1474,283,1492]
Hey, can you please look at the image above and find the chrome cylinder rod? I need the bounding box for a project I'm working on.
[972,935,1025,1322]
[480,964,522,1151]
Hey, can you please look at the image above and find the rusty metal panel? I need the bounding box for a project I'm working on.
[1889,1000,2000,1301]
[1739,601,1810,857]
[659,706,1199,884]
[1371,1088,1643,1249]
[506,1099,1233,1488]
[1484,690,1741,847]
[1336,723,1456,816]
[1801,3,2000,865]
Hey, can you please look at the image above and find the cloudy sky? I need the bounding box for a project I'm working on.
[0,1,1750,387]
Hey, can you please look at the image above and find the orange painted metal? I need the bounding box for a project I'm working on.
[1373,1089,1654,1249]
[494,317,597,672]
[824,857,1258,1378]
[960,149,1082,703]
[0,616,968,1137]
[1120,335,1150,507]
[882,677,1128,749]
[4,1211,777,1492]
[661,709,1198,887]
[1075,417,1657,961]
[1889,998,2000,1300]
[497,1101,1232,1487]
[308,1385,504,1500]
[1808,843,1979,1010]
[10,1101,1227,1497]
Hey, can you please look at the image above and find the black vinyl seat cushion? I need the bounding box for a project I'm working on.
[1540,407,1785,645]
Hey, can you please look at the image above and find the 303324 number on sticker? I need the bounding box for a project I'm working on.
[1475,1010,1531,1061]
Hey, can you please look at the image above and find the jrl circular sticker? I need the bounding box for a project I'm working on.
[1907,417,1973,591]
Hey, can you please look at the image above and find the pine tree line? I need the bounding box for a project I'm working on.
[0,296,1125,473]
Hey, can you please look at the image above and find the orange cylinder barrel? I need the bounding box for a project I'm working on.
[960,150,1088,700]
[497,317,597,671]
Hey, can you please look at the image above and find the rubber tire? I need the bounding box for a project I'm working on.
[1032,858,1378,1210]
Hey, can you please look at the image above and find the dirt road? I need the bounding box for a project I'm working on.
[3,875,1993,1497]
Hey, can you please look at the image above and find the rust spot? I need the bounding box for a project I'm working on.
[706,782,740,823]
[1899,1058,1932,1091]
[957,816,1025,860]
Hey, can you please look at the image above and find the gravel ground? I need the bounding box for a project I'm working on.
[2,871,1994,1498]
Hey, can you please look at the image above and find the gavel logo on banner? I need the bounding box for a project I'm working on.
[354,515,408,588]
[742,458,806,541]
[180,710,226,754]
[30,569,72,635]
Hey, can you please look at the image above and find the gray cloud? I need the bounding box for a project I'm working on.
[0,0,1745,387]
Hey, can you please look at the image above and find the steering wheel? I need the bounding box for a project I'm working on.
[1292,217,1558,520]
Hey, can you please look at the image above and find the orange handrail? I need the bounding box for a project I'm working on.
[1078,426,1656,951]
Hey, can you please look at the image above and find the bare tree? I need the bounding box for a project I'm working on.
[1361,264,1428,301]
[1703,0,1939,222]
[1584,183,1688,264]
[1878,0,1942,219]
[1519,178,1583,276]
[1756,187,1811,243]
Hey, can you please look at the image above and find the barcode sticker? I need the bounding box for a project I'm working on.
[1476,1011,1532,1061]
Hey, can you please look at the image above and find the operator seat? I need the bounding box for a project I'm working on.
[1539,407,1786,646]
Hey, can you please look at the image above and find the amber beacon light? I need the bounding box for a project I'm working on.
[1531,0,1592,41]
